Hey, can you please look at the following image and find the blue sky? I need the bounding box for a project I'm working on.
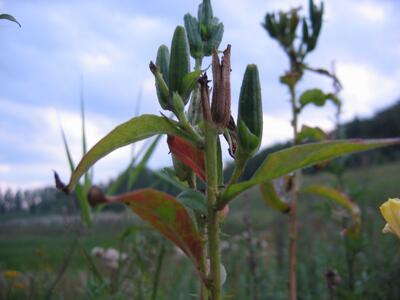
[0,0,399,190]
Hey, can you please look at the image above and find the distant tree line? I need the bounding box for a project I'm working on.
[1,100,399,216]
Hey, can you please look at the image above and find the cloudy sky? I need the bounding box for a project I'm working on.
[0,0,399,190]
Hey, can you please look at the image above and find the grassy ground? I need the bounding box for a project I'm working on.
[1,162,400,299]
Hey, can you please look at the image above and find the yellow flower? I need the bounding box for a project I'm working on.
[12,282,26,290]
[3,270,21,280]
[380,198,400,239]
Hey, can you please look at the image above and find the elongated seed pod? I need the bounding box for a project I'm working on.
[237,64,263,158]
[150,61,170,110]
[156,45,170,84]
[151,45,170,109]
[169,26,190,99]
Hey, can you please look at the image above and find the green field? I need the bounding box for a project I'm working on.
[1,162,400,299]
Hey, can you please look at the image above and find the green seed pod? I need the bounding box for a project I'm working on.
[150,61,170,110]
[169,26,191,100]
[184,13,203,59]
[150,45,170,110]
[236,64,263,159]
[156,45,170,84]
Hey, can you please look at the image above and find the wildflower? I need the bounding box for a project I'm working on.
[91,247,127,271]
[12,282,26,290]
[380,198,400,239]
[3,270,21,280]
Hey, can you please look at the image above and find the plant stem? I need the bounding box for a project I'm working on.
[204,121,221,300]
[227,158,247,186]
[151,243,166,300]
[199,223,209,300]
[288,84,299,300]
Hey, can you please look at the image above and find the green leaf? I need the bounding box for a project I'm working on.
[296,125,327,143]
[61,115,194,193]
[221,138,400,203]
[93,188,205,280]
[301,184,361,236]
[0,14,21,27]
[181,70,202,103]
[301,185,357,214]
[259,181,290,213]
[177,189,207,216]
[153,168,188,191]
[59,121,92,227]
[299,88,340,109]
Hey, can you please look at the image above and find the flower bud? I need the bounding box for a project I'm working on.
[184,14,203,59]
[184,0,223,59]
[236,64,263,159]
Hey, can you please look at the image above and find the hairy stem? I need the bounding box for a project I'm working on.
[205,122,221,300]
[288,84,299,300]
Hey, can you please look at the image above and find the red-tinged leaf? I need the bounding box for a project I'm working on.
[168,135,206,181]
[88,187,206,280]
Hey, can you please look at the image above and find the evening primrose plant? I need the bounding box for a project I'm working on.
[55,1,400,299]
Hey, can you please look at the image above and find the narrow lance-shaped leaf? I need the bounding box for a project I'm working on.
[58,121,92,227]
[260,181,290,213]
[0,14,21,27]
[167,135,206,182]
[88,187,205,282]
[80,88,92,191]
[219,138,400,207]
[301,185,361,236]
[56,115,195,193]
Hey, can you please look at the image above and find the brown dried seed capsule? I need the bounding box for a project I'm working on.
[211,45,231,130]
[198,73,212,122]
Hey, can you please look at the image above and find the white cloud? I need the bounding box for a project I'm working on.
[80,53,112,70]
[0,99,144,189]
[337,62,400,119]
[0,164,11,174]
[354,2,386,23]
[262,113,293,147]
